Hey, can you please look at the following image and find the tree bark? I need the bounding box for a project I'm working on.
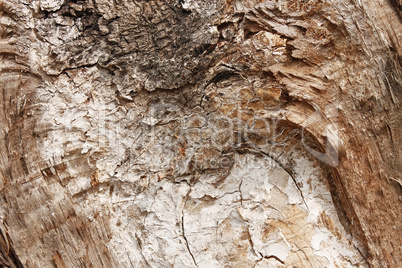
[0,0,401,267]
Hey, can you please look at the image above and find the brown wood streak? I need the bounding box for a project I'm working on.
[0,225,23,268]
[51,251,67,268]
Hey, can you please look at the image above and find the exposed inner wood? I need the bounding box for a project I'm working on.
[0,0,401,267]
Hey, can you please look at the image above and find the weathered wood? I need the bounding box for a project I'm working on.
[0,0,401,267]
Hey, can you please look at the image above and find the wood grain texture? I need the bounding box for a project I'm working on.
[0,0,400,267]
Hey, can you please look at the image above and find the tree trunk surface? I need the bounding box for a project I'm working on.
[0,0,401,267]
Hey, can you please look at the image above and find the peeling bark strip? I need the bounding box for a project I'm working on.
[0,0,401,267]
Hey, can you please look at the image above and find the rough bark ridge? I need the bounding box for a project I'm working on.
[0,0,401,267]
